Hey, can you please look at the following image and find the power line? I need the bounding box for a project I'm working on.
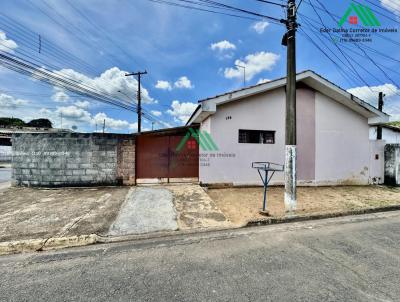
[196,0,285,23]
[312,0,400,98]
[0,13,100,75]
[307,0,374,92]
[26,0,121,68]
[146,0,262,21]
[302,0,400,47]
[145,0,284,24]
[356,0,400,25]
[252,0,286,8]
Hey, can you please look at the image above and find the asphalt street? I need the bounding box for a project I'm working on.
[0,212,399,302]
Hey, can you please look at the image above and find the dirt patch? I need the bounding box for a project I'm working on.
[166,184,232,230]
[208,186,400,226]
[0,186,130,242]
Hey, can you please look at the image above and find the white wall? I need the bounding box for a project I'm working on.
[369,140,385,184]
[315,92,370,185]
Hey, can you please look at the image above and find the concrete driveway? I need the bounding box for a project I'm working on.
[108,187,179,236]
[108,184,232,236]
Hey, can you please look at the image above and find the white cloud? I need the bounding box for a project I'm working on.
[0,30,18,53]
[51,87,70,103]
[252,21,270,34]
[211,40,236,51]
[0,93,28,108]
[54,67,155,104]
[151,110,162,117]
[167,100,198,124]
[74,100,90,109]
[92,112,132,130]
[380,0,400,16]
[211,40,236,59]
[347,83,399,104]
[155,80,172,90]
[56,106,92,123]
[224,52,280,81]
[174,76,194,89]
[0,91,137,132]
[257,78,271,84]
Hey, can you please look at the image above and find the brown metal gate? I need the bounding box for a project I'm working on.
[136,127,199,181]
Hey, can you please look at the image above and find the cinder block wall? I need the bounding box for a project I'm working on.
[12,133,136,187]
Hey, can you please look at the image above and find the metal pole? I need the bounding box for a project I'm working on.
[235,64,246,87]
[284,0,297,212]
[263,170,268,212]
[377,92,384,140]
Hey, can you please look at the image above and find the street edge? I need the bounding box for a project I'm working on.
[2,205,400,256]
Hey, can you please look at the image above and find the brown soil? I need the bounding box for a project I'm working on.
[207,186,400,225]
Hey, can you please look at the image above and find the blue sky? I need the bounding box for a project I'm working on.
[0,0,399,133]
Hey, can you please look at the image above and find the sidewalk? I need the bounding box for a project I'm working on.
[0,186,130,243]
[1,183,400,255]
[208,185,400,225]
[0,184,231,255]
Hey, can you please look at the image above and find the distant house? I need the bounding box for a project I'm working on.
[369,123,400,144]
[187,70,388,186]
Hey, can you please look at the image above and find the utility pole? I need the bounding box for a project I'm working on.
[377,92,384,140]
[282,0,298,212]
[125,70,147,133]
[102,119,105,134]
[235,64,246,87]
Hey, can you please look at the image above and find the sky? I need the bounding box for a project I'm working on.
[0,0,399,133]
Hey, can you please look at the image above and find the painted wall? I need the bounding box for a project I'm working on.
[200,88,374,186]
[369,126,400,144]
[200,87,317,185]
[314,92,370,185]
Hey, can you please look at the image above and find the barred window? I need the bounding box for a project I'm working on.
[238,129,275,144]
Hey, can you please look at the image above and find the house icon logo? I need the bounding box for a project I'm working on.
[338,2,381,27]
[176,128,218,152]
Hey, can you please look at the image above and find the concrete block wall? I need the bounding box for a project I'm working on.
[384,144,400,186]
[12,133,135,187]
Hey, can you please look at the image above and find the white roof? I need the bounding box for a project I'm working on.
[187,70,389,125]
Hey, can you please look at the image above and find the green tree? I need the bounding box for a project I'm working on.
[0,117,26,127]
[26,118,53,128]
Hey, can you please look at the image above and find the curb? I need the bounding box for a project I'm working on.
[245,205,400,227]
[0,234,98,256]
[96,225,241,244]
